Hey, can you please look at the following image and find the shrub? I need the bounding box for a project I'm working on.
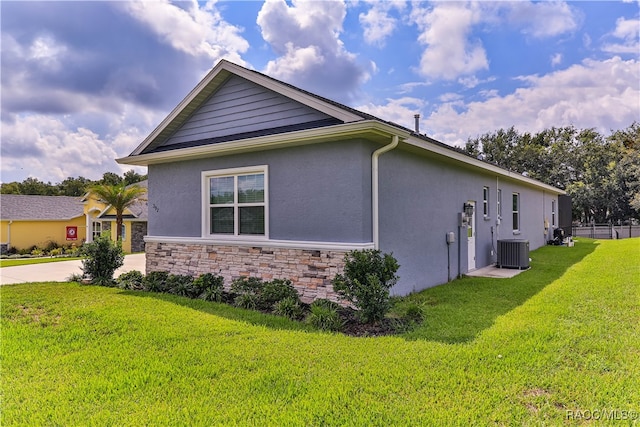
[230,277,301,311]
[234,293,259,310]
[332,249,399,324]
[230,276,263,296]
[260,279,300,310]
[43,241,59,254]
[230,277,264,309]
[49,248,63,256]
[67,272,85,283]
[166,274,196,297]
[194,273,225,302]
[117,270,145,290]
[31,248,44,257]
[273,296,304,320]
[80,234,124,287]
[143,271,169,293]
[306,300,344,332]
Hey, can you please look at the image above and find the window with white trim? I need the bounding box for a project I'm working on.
[92,221,102,240]
[551,200,556,227]
[512,192,520,231]
[204,166,267,237]
[483,186,490,218]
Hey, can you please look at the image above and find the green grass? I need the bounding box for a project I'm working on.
[0,256,82,268]
[2,238,639,425]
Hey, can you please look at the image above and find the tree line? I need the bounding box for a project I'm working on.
[463,122,639,224]
[0,170,147,197]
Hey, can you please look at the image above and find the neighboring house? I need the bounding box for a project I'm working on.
[82,180,149,253]
[118,60,565,300]
[0,195,86,253]
[0,180,148,254]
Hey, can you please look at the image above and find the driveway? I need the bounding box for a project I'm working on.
[0,253,146,285]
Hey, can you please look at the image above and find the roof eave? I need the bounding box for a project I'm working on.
[118,120,409,166]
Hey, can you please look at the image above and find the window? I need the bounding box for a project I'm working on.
[497,189,502,219]
[92,221,102,240]
[483,186,490,218]
[204,166,267,237]
[121,224,126,241]
[551,200,556,227]
[512,192,520,231]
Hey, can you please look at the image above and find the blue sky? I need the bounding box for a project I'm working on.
[1,0,638,184]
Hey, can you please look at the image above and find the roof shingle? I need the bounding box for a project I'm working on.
[0,194,85,221]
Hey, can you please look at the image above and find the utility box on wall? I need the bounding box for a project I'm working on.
[497,239,529,269]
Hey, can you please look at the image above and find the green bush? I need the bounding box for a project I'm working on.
[306,300,344,332]
[49,248,63,256]
[234,293,259,310]
[260,279,300,310]
[194,273,225,302]
[80,234,124,287]
[273,296,304,320]
[31,248,44,257]
[166,274,196,297]
[230,276,263,296]
[117,270,145,291]
[143,271,169,293]
[230,277,301,311]
[332,249,399,324]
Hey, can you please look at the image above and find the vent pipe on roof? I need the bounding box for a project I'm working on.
[414,114,420,133]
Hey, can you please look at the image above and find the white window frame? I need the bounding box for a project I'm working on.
[512,192,520,232]
[483,186,490,219]
[551,200,556,227]
[92,221,102,240]
[202,165,269,240]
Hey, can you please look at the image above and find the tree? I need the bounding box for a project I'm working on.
[123,169,147,186]
[100,172,123,186]
[57,176,93,196]
[87,183,147,241]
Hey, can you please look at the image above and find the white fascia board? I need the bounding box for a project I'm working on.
[117,120,409,166]
[404,136,566,195]
[144,235,374,251]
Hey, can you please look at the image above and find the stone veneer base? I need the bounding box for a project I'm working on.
[145,241,348,303]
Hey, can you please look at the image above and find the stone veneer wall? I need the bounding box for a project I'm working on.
[131,222,147,253]
[145,241,348,303]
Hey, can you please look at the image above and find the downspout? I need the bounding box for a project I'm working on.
[372,135,399,250]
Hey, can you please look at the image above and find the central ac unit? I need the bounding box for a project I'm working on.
[497,239,529,269]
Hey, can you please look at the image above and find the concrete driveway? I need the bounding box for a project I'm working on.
[0,253,146,285]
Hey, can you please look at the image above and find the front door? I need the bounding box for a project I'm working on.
[467,201,476,271]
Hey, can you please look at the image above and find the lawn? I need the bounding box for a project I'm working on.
[0,256,82,268]
[2,238,638,425]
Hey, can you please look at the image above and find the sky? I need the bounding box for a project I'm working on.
[1,0,639,184]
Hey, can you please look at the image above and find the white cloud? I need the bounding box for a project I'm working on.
[359,1,406,46]
[355,97,426,130]
[257,0,371,101]
[439,93,463,102]
[551,53,563,67]
[602,17,640,54]
[120,0,249,64]
[410,2,488,80]
[506,1,580,38]
[421,57,640,146]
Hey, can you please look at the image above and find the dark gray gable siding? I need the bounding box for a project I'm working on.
[158,75,336,148]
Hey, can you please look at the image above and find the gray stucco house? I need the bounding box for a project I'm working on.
[118,60,565,300]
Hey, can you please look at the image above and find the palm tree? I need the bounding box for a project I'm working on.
[87,182,147,241]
